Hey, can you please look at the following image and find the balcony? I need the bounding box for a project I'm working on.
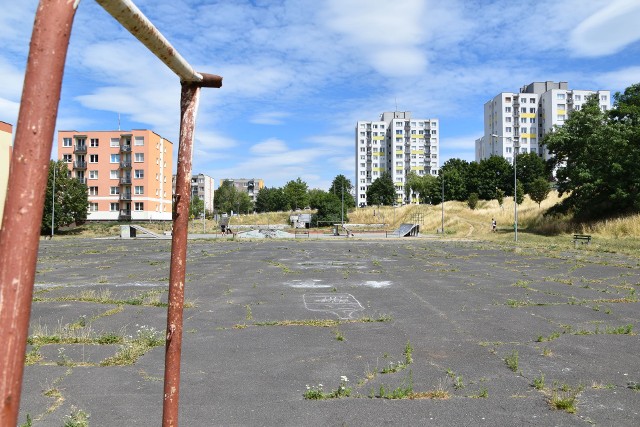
[73,161,86,169]
[120,193,132,201]
[77,177,86,184]
[120,144,132,153]
[120,161,132,169]
[119,210,131,221]
[120,177,132,185]
[74,144,87,153]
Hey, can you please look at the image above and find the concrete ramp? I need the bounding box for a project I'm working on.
[122,224,164,239]
[390,223,420,237]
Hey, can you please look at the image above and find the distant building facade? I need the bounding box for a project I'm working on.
[0,121,13,223]
[478,81,610,164]
[355,111,439,206]
[57,130,173,221]
[221,178,264,203]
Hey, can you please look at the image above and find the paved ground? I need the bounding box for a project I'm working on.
[19,237,640,426]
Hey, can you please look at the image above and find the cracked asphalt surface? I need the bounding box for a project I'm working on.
[19,237,640,426]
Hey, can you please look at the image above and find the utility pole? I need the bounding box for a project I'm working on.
[51,164,55,238]
[441,172,444,234]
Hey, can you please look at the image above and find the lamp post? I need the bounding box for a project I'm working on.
[441,170,444,234]
[491,134,517,242]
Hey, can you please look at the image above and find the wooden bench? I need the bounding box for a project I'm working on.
[573,234,591,246]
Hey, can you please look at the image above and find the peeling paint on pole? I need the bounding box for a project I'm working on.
[162,82,201,427]
[0,1,78,425]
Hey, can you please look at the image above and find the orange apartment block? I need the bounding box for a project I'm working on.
[0,121,13,223]
[57,130,173,221]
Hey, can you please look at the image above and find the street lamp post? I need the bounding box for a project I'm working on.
[441,171,444,234]
[51,164,55,239]
[491,134,517,242]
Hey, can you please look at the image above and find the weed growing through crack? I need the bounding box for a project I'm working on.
[533,372,545,390]
[627,381,640,391]
[303,376,351,399]
[333,328,344,341]
[470,387,488,398]
[404,340,413,365]
[549,382,583,414]
[63,406,90,427]
[505,350,519,372]
[245,305,253,320]
[100,325,164,366]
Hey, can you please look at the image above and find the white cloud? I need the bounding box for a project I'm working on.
[570,0,640,57]
[250,138,288,154]
[593,66,640,93]
[306,135,353,148]
[250,111,290,125]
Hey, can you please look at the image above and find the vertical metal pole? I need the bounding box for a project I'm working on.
[514,151,518,242]
[441,173,444,234]
[0,1,77,424]
[162,82,200,427]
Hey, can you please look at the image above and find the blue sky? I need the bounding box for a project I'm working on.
[2,0,640,190]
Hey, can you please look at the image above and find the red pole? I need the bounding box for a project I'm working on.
[162,82,201,427]
[0,1,78,424]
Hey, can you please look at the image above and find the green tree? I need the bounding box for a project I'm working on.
[610,83,640,125]
[515,152,547,194]
[477,156,512,199]
[496,188,505,208]
[545,94,638,219]
[283,178,309,210]
[467,193,479,210]
[329,175,355,208]
[440,159,470,201]
[189,194,204,218]
[529,177,551,208]
[515,180,525,205]
[366,172,396,206]
[255,187,288,212]
[215,180,254,214]
[42,160,88,234]
[311,192,345,225]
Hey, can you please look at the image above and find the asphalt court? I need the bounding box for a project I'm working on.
[19,238,640,426]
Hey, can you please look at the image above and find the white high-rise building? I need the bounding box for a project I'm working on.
[477,81,610,164]
[356,111,439,206]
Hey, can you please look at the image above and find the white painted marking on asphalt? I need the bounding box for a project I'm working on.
[303,293,364,319]
[359,281,391,288]
[288,279,331,288]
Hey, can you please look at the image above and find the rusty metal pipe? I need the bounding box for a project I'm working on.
[162,82,201,427]
[95,0,221,86]
[0,0,78,424]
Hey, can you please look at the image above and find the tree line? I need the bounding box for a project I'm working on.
[41,82,640,231]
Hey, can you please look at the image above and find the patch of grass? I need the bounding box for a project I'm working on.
[303,376,351,399]
[100,325,164,366]
[505,350,519,372]
[470,387,488,398]
[627,381,640,391]
[63,406,90,427]
[549,382,583,414]
[333,328,344,341]
[533,372,545,390]
[404,340,413,365]
[536,331,561,342]
[245,305,253,321]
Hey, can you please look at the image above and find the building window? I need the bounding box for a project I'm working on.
[506,117,511,122]
[134,169,144,179]
[135,153,144,162]
[89,154,99,163]
[110,154,120,163]
[90,138,99,147]
[600,95,608,101]
[505,107,512,113]
[110,203,119,211]
[110,137,119,147]
[89,186,98,196]
[135,186,144,195]
[557,93,565,100]
[63,138,72,147]
[557,115,566,121]
[63,154,72,162]
[89,170,98,179]
[575,95,581,101]
[530,98,535,103]
[110,186,120,195]
[110,170,119,179]
[557,104,566,110]
[134,136,144,146]
[431,130,437,134]
[521,98,527,103]
[506,127,512,133]
[88,203,98,212]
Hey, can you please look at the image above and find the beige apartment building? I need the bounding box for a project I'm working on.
[57,130,173,221]
[0,121,13,223]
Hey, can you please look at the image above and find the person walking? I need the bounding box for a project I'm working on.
[491,218,497,232]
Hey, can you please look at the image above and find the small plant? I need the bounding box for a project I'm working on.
[453,375,465,390]
[57,347,71,366]
[404,340,413,365]
[329,376,351,398]
[542,347,553,357]
[533,372,545,390]
[303,383,325,400]
[628,381,640,391]
[470,387,488,398]
[245,305,253,320]
[334,328,344,341]
[549,382,583,414]
[63,406,90,427]
[19,414,32,427]
[505,350,519,372]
